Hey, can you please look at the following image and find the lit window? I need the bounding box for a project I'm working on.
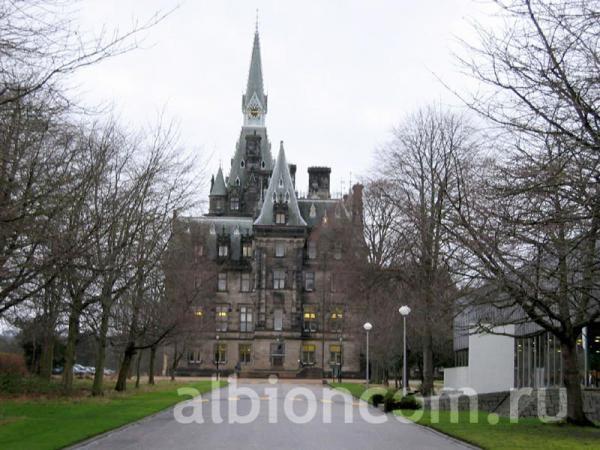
[301,344,316,365]
[194,308,203,318]
[242,241,253,258]
[303,307,317,332]
[330,307,343,331]
[216,305,228,331]
[330,344,342,365]
[275,242,285,257]
[230,198,239,210]
[240,306,254,332]
[218,244,228,257]
[305,272,315,291]
[241,273,251,292]
[273,270,285,289]
[214,343,227,363]
[308,241,317,259]
[275,213,286,224]
[239,344,251,363]
[217,273,227,291]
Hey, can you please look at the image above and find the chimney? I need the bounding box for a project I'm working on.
[288,164,297,189]
[307,167,331,199]
[351,183,364,226]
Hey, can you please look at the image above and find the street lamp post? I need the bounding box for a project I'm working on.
[338,336,343,384]
[215,335,220,381]
[363,322,373,388]
[398,306,411,396]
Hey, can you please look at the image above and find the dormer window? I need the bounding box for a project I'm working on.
[261,161,266,169]
[285,191,290,203]
[240,160,245,168]
[278,177,283,188]
[218,244,229,257]
[235,177,241,186]
[275,213,286,224]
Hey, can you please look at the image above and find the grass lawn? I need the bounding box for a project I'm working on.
[331,383,600,450]
[394,410,600,450]
[0,379,226,450]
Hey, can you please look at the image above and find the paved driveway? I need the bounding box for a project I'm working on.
[73,382,474,450]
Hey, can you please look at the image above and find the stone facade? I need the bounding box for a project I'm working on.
[166,28,366,379]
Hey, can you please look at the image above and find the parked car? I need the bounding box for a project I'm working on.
[52,366,63,375]
[73,364,87,376]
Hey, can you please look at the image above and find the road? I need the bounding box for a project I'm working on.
[73,381,474,450]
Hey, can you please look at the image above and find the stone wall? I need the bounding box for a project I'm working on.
[424,388,600,422]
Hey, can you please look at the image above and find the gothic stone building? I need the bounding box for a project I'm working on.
[168,29,365,378]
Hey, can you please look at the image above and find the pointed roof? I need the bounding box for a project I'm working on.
[243,30,267,112]
[210,167,227,196]
[254,142,306,227]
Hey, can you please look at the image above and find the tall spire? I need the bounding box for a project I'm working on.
[242,22,267,125]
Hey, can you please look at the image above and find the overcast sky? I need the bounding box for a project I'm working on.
[72,0,495,204]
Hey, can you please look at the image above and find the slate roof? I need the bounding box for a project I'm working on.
[254,142,307,227]
[228,127,273,188]
[243,30,267,113]
[210,167,227,196]
[298,198,350,227]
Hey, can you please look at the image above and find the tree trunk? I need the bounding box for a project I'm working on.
[115,343,136,392]
[561,339,592,426]
[39,331,54,380]
[135,349,143,388]
[421,329,434,396]
[148,345,157,385]
[62,301,80,392]
[92,306,110,396]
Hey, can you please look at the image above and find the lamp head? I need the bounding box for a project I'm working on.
[399,305,411,316]
[363,322,373,331]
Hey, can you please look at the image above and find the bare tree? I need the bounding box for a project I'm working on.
[447,0,600,425]
[373,105,476,395]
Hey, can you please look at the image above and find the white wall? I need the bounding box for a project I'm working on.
[443,366,469,391]
[468,325,515,394]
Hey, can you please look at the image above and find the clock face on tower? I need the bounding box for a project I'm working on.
[249,106,260,118]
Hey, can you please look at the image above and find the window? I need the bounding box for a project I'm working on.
[455,349,468,367]
[241,273,251,292]
[301,344,316,365]
[278,177,283,188]
[242,241,253,258]
[230,198,239,211]
[275,242,285,257]
[273,270,285,289]
[239,344,251,363]
[333,242,342,260]
[330,307,343,332]
[216,305,228,332]
[303,306,317,333]
[274,308,283,331]
[194,308,204,318]
[270,342,285,367]
[240,159,245,168]
[214,343,227,363]
[194,243,204,258]
[215,198,224,210]
[330,344,342,365]
[285,191,290,203]
[275,212,286,224]
[308,241,317,259]
[261,160,266,169]
[304,272,315,291]
[218,244,228,257]
[240,306,254,332]
[235,177,240,186]
[188,350,201,364]
[217,273,227,291]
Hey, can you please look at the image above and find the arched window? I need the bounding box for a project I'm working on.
[285,191,290,203]
[235,177,240,186]
[278,177,283,188]
[240,160,245,168]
